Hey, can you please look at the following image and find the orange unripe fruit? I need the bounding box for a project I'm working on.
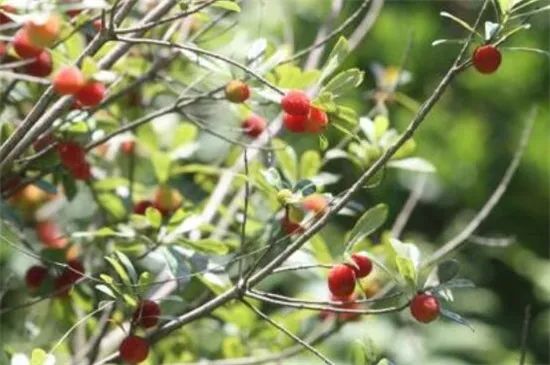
[25,14,61,48]
[13,29,43,59]
[302,194,328,215]
[225,80,250,103]
[153,186,183,215]
[53,66,85,95]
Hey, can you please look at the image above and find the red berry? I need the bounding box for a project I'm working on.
[410,293,440,323]
[327,264,356,299]
[472,45,502,74]
[24,50,53,77]
[25,14,61,48]
[54,272,73,298]
[351,252,373,278]
[57,141,86,169]
[0,5,16,25]
[241,115,266,138]
[36,220,68,249]
[64,259,85,283]
[25,265,48,289]
[133,200,154,215]
[302,194,328,216]
[12,29,43,59]
[121,140,135,154]
[75,81,106,107]
[119,336,150,364]
[304,106,328,133]
[283,113,308,133]
[281,216,303,235]
[70,162,92,181]
[133,300,161,328]
[281,90,310,116]
[225,80,250,103]
[53,66,85,95]
[92,19,103,32]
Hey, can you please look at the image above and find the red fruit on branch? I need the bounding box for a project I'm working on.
[281,90,310,116]
[75,81,106,107]
[328,264,356,299]
[283,113,308,133]
[53,66,85,95]
[350,252,373,278]
[225,80,250,103]
[70,162,92,181]
[153,186,183,216]
[304,106,328,133]
[302,194,328,216]
[121,140,135,155]
[54,272,73,298]
[92,19,103,32]
[119,336,150,364]
[57,141,86,169]
[133,200,154,215]
[64,259,85,283]
[25,265,48,289]
[24,50,53,77]
[410,292,440,323]
[241,115,266,138]
[472,45,502,74]
[25,14,61,48]
[281,216,304,235]
[36,220,68,248]
[13,29,43,59]
[133,300,161,328]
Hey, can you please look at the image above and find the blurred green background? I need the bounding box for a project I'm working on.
[249,0,549,364]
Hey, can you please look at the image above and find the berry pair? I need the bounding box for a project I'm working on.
[36,220,68,248]
[281,90,328,133]
[54,259,85,297]
[57,141,92,180]
[133,186,183,217]
[118,300,161,363]
[53,66,106,107]
[327,253,373,299]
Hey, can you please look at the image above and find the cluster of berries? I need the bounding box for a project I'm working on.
[57,140,92,180]
[53,66,106,107]
[25,258,85,298]
[119,300,162,364]
[281,193,329,235]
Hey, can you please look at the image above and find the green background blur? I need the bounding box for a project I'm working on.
[248,0,549,364]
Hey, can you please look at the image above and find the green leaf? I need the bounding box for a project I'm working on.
[81,56,99,79]
[151,151,172,184]
[145,206,163,228]
[259,167,283,190]
[299,150,321,179]
[105,256,131,285]
[373,115,389,140]
[273,139,298,182]
[346,204,388,249]
[95,284,117,299]
[114,251,138,284]
[182,238,230,255]
[437,259,460,284]
[321,68,364,97]
[440,308,475,331]
[390,238,420,288]
[308,234,333,264]
[62,173,78,201]
[387,157,435,173]
[319,134,329,150]
[350,340,367,365]
[293,179,316,196]
[173,123,198,147]
[498,0,511,12]
[320,37,350,82]
[212,0,241,12]
[97,193,126,220]
[395,256,417,288]
[31,348,51,365]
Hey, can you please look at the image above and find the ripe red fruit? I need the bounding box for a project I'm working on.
[133,300,161,328]
[225,80,250,103]
[75,81,106,107]
[281,90,310,116]
[53,66,85,95]
[281,216,304,235]
[57,141,86,169]
[283,113,308,133]
[350,252,373,278]
[472,45,502,74]
[70,162,92,181]
[64,259,85,283]
[410,293,440,323]
[304,106,328,133]
[0,5,16,25]
[25,265,48,289]
[241,115,266,138]
[54,272,73,297]
[133,200,154,215]
[121,140,135,154]
[327,264,356,299]
[24,50,53,77]
[302,194,328,216]
[12,29,43,59]
[25,14,61,48]
[119,336,150,364]
[36,220,68,248]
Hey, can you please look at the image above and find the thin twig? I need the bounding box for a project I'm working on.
[391,175,427,238]
[519,304,532,365]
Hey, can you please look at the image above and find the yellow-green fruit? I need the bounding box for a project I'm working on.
[224,80,250,103]
[153,186,183,215]
[287,205,305,223]
[302,193,328,216]
[277,189,293,205]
